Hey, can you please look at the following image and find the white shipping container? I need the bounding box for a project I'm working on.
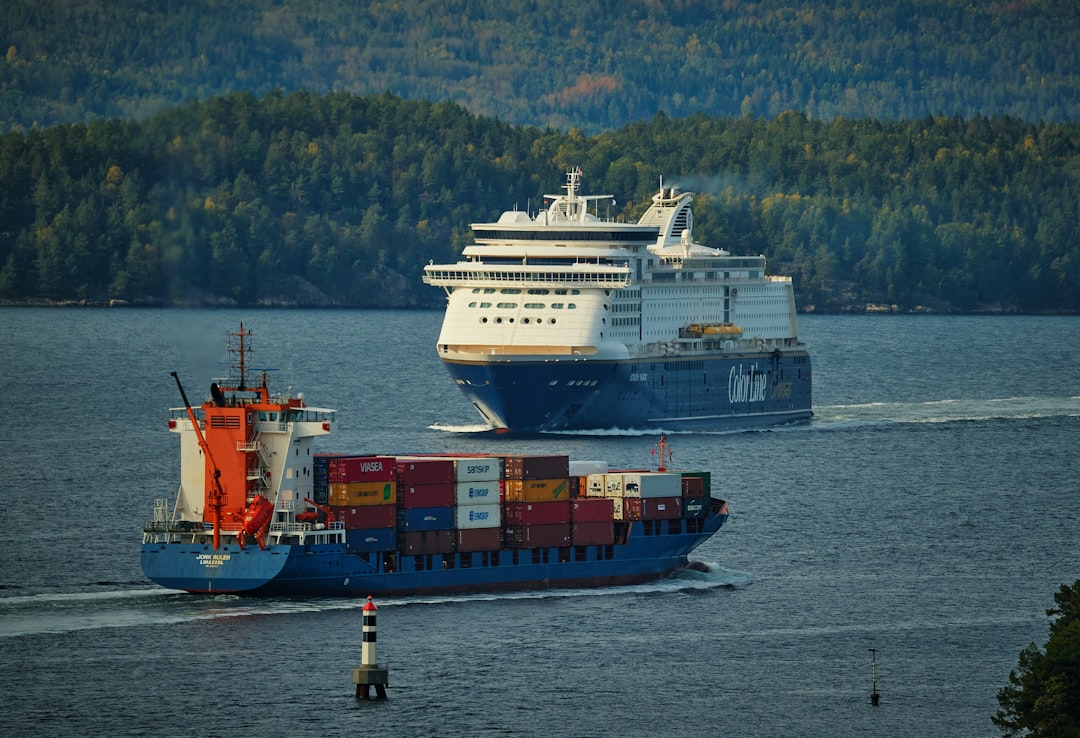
[455,480,502,505]
[570,460,608,477]
[453,457,504,483]
[585,473,607,497]
[455,503,502,529]
[611,497,625,521]
[603,473,625,498]
[622,472,681,499]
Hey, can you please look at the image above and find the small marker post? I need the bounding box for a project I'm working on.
[353,595,389,699]
[869,648,880,706]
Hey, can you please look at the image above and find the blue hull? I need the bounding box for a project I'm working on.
[445,350,812,431]
[141,513,727,596]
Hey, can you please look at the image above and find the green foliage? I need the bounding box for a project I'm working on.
[994,581,1080,737]
[1,0,1079,134]
[0,91,1078,311]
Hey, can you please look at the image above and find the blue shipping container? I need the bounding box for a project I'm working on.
[397,505,456,532]
[345,527,397,552]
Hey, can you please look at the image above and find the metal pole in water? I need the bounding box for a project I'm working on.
[869,648,880,706]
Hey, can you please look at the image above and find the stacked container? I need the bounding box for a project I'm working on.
[502,455,571,549]
[324,455,398,552]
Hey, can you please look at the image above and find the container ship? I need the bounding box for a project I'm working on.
[141,326,729,596]
[422,167,812,432]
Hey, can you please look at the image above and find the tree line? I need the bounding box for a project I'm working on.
[0,90,1077,312]
[2,0,1079,134]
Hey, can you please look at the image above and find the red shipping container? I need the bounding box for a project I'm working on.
[571,497,614,523]
[398,483,455,509]
[395,458,456,485]
[331,504,397,530]
[503,454,570,480]
[504,500,570,526]
[328,455,397,483]
[622,497,643,521]
[399,529,455,555]
[503,523,571,549]
[455,527,502,553]
[680,475,706,496]
[572,521,615,546]
[642,496,682,520]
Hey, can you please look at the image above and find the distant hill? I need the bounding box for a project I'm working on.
[2,0,1079,132]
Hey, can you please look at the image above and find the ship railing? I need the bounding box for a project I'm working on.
[423,263,630,289]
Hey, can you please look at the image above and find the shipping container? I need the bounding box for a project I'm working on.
[327,455,397,483]
[503,523,572,549]
[504,477,569,503]
[569,460,608,477]
[397,506,455,532]
[454,480,502,505]
[504,500,571,526]
[602,473,624,498]
[620,497,642,521]
[571,497,614,523]
[642,496,682,520]
[503,454,570,480]
[584,473,606,497]
[332,504,397,530]
[395,457,456,485]
[571,520,615,546]
[328,481,397,506]
[451,457,503,482]
[398,483,455,509]
[568,475,581,498]
[622,472,682,499]
[455,503,502,529]
[682,496,709,519]
[400,529,455,555]
[455,527,502,552]
[680,472,710,496]
[345,527,397,553]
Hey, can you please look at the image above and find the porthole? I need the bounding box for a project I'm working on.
[481,317,488,323]
[549,318,557,324]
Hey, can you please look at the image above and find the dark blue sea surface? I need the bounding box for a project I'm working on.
[1,309,1078,737]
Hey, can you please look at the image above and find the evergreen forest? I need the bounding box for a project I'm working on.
[2,0,1079,133]
[1,91,1077,312]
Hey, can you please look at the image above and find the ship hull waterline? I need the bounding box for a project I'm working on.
[141,517,726,597]
[442,351,812,432]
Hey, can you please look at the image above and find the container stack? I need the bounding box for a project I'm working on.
[306,453,711,556]
[327,455,398,552]
[581,469,711,523]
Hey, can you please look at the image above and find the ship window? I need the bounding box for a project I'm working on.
[523,318,530,324]
[528,289,550,295]
[481,317,488,323]
[551,303,564,309]
[567,303,577,309]
[554,289,567,295]
[497,302,517,308]
[500,288,521,294]
[550,318,557,324]
[483,288,495,294]
[524,303,544,309]
[468,302,477,307]
[479,302,491,308]
[495,317,503,323]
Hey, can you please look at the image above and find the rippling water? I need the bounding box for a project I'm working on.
[1,309,1077,737]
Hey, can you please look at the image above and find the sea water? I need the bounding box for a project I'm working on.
[0,309,1077,737]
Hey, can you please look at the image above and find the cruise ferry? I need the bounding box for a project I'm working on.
[422,168,812,432]
[141,325,729,596]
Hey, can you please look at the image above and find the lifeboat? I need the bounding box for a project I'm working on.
[239,495,274,548]
[686,323,743,338]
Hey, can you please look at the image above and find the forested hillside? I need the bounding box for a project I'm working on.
[1,92,1076,312]
[2,0,1078,133]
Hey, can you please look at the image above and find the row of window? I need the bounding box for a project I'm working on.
[468,302,578,310]
[471,287,582,295]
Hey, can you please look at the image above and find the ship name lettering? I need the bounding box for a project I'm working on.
[466,464,490,474]
[468,487,491,498]
[468,510,490,521]
[630,373,649,383]
[728,364,768,404]
[196,553,232,568]
[359,461,383,473]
